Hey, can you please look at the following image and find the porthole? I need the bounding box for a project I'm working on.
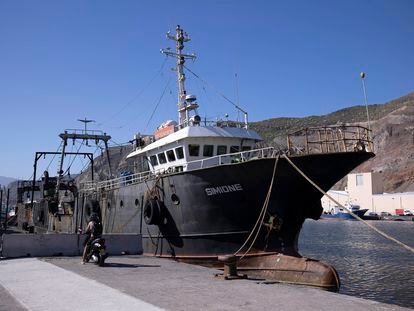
[135,198,139,207]
[107,202,111,209]
[171,193,180,205]
[120,200,124,208]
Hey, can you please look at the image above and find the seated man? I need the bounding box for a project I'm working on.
[81,213,103,264]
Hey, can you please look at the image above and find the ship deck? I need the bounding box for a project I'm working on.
[0,255,409,311]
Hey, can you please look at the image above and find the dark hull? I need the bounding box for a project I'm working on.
[82,151,373,289]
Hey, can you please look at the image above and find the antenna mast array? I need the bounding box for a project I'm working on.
[161,25,197,128]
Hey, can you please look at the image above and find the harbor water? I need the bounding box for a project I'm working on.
[299,219,414,309]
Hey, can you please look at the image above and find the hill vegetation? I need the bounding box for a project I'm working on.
[250,92,414,144]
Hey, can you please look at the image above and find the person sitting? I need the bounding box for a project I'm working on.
[81,213,103,264]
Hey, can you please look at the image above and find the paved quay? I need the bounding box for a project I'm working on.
[0,256,410,311]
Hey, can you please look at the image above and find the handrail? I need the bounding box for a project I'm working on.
[80,125,375,193]
[79,146,276,192]
[287,125,374,155]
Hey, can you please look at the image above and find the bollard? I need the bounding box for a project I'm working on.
[216,255,247,280]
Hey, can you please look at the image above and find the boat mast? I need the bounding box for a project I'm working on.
[161,25,196,128]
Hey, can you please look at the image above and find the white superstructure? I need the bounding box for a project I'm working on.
[127,25,262,173]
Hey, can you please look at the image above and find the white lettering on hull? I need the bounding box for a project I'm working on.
[205,184,243,196]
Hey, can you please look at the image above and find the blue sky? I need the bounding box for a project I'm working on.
[1,0,413,178]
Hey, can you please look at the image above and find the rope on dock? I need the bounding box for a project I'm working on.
[282,154,414,254]
[234,156,279,260]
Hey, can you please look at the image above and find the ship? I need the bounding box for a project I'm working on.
[73,25,375,290]
[321,204,369,220]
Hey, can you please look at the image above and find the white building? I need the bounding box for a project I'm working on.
[321,172,414,215]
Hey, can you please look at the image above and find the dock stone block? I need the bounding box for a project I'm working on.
[2,234,80,258]
[102,234,143,255]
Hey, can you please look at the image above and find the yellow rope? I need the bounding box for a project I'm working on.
[282,154,414,254]
[234,156,279,259]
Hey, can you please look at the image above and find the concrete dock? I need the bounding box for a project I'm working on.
[0,256,410,311]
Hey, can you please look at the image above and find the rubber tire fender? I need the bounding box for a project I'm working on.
[144,199,162,225]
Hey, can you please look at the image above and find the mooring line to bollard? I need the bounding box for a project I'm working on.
[282,154,414,254]
[234,155,279,260]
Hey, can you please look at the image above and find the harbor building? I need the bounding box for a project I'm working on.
[321,172,414,215]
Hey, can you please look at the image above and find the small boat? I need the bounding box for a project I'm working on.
[322,204,368,220]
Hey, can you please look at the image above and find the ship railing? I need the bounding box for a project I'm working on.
[79,146,277,193]
[64,128,105,136]
[184,146,276,170]
[80,167,172,192]
[286,125,374,156]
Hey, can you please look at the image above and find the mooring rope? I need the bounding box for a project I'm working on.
[282,154,414,254]
[234,156,279,259]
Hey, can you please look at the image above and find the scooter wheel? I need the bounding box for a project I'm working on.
[98,255,105,267]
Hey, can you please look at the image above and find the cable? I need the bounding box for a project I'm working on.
[234,156,279,260]
[98,57,168,126]
[144,76,172,132]
[63,140,85,176]
[45,141,64,172]
[283,154,414,254]
[183,64,247,114]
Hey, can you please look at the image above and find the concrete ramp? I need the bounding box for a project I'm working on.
[1,233,142,258]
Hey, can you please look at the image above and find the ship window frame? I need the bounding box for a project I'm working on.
[230,146,240,153]
[157,152,167,164]
[166,149,176,162]
[203,145,214,157]
[188,144,200,157]
[175,146,184,159]
[217,145,227,155]
[149,155,158,166]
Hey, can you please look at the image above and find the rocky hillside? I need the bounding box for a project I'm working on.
[0,176,16,188]
[251,92,414,192]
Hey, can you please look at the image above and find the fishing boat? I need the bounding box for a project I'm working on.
[321,204,369,220]
[79,25,375,290]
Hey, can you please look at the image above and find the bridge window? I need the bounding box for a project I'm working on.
[175,147,184,159]
[188,144,200,157]
[150,155,158,166]
[230,146,240,153]
[158,152,167,164]
[203,145,214,157]
[242,146,251,151]
[217,145,227,155]
[166,149,176,162]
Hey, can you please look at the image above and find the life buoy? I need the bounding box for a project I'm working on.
[144,199,163,225]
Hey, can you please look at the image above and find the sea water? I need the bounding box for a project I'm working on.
[299,219,414,308]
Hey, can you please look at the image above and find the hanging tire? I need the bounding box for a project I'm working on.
[144,199,162,225]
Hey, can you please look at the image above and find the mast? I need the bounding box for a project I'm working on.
[161,25,197,128]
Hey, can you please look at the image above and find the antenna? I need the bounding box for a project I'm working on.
[235,73,240,122]
[77,118,96,134]
[360,72,371,135]
[161,25,197,128]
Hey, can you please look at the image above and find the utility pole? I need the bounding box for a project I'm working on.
[4,188,10,232]
[0,188,3,233]
[360,72,371,135]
